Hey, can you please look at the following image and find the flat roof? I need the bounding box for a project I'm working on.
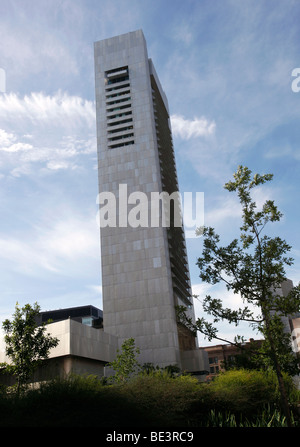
[39,305,103,323]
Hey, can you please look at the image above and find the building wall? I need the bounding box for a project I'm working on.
[46,319,119,363]
[204,340,263,380]
[0,319,119,385]
[94,30,203,369]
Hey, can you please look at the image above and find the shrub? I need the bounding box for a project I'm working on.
[204,369,299,417]
[0,369,299,426]
[0,374,156,427]
[119,371,200,426]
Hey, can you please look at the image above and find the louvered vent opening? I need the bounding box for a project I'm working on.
[105,67,134,149]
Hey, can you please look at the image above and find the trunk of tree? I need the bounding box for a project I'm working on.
[264,313,293,427]
[273,350,293,427]
[17,377,21,397]
[264,315,295,426]
[260,297,293,427]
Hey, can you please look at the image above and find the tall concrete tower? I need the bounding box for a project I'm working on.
[94,30,208,373]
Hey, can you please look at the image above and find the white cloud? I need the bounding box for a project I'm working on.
[39,217,98,262]
[0,92,215,179]
[0,214,99,277]
[46,161,74,171]
[193,282,243,305]
[171,114,216,140]
[1,142,33,153]
[191,282,259,346]
[0,92,96,177]
[87,284,102,295]
[0,237,58,275]
[0,129,15,146]
[0,128,33,154]
[205,196,241,228]
[0,92,95,129]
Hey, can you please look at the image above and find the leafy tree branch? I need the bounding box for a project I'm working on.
[181,165,300,426]
[1,302,59,394]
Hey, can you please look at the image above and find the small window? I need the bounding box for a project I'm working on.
[108,133,134,142]
[106,66,129,85]
[106,97,131,106]
[107,118,133,127]
[109,140,134,149]
[82,317,93,326]
[107,111,132,120]
[105,83,130,93]
[209,356,218,364]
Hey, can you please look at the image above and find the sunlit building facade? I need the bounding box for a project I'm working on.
[94,29,208,373]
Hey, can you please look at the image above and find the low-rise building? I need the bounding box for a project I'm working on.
[204,339,263,380]
[0,304,209,386]
[0,305,119,386]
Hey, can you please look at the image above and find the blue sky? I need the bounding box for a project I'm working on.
[0,0,299,346]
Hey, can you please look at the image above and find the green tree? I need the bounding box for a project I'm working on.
[1,302,59,394]
[222,340,263,371]
[107,338,141,383]
[177,166,300,426]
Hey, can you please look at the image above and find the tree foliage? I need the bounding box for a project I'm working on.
[1,302,59,393]
[107,338,141,383]
[177,165,300,426]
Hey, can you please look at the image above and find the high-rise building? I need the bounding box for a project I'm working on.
[94,30,208,373]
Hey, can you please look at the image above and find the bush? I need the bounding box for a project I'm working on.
[119,371,200,426]
[203,369,299,417]
[0,369,299,426]
[0,374,156,427]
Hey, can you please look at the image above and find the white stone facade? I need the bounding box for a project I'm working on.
[0,319,119,382]
[94,30,208,372]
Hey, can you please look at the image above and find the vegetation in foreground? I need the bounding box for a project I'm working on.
[178,165,300,427]
[0,368,299,427]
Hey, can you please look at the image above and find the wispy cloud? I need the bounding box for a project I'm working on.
[0,128,33,154]
[264,144,300,161]
[0,92,96,176]
[0,236,58,275]
[191,282,259,345]
[1,92,220,177]
[0,214,99,277]
[0,12,80,83]
[205,196,240,228]
[0,129,15,146]
[171,114,216,140]
[170,21,194,46]
[0,92,95,128]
